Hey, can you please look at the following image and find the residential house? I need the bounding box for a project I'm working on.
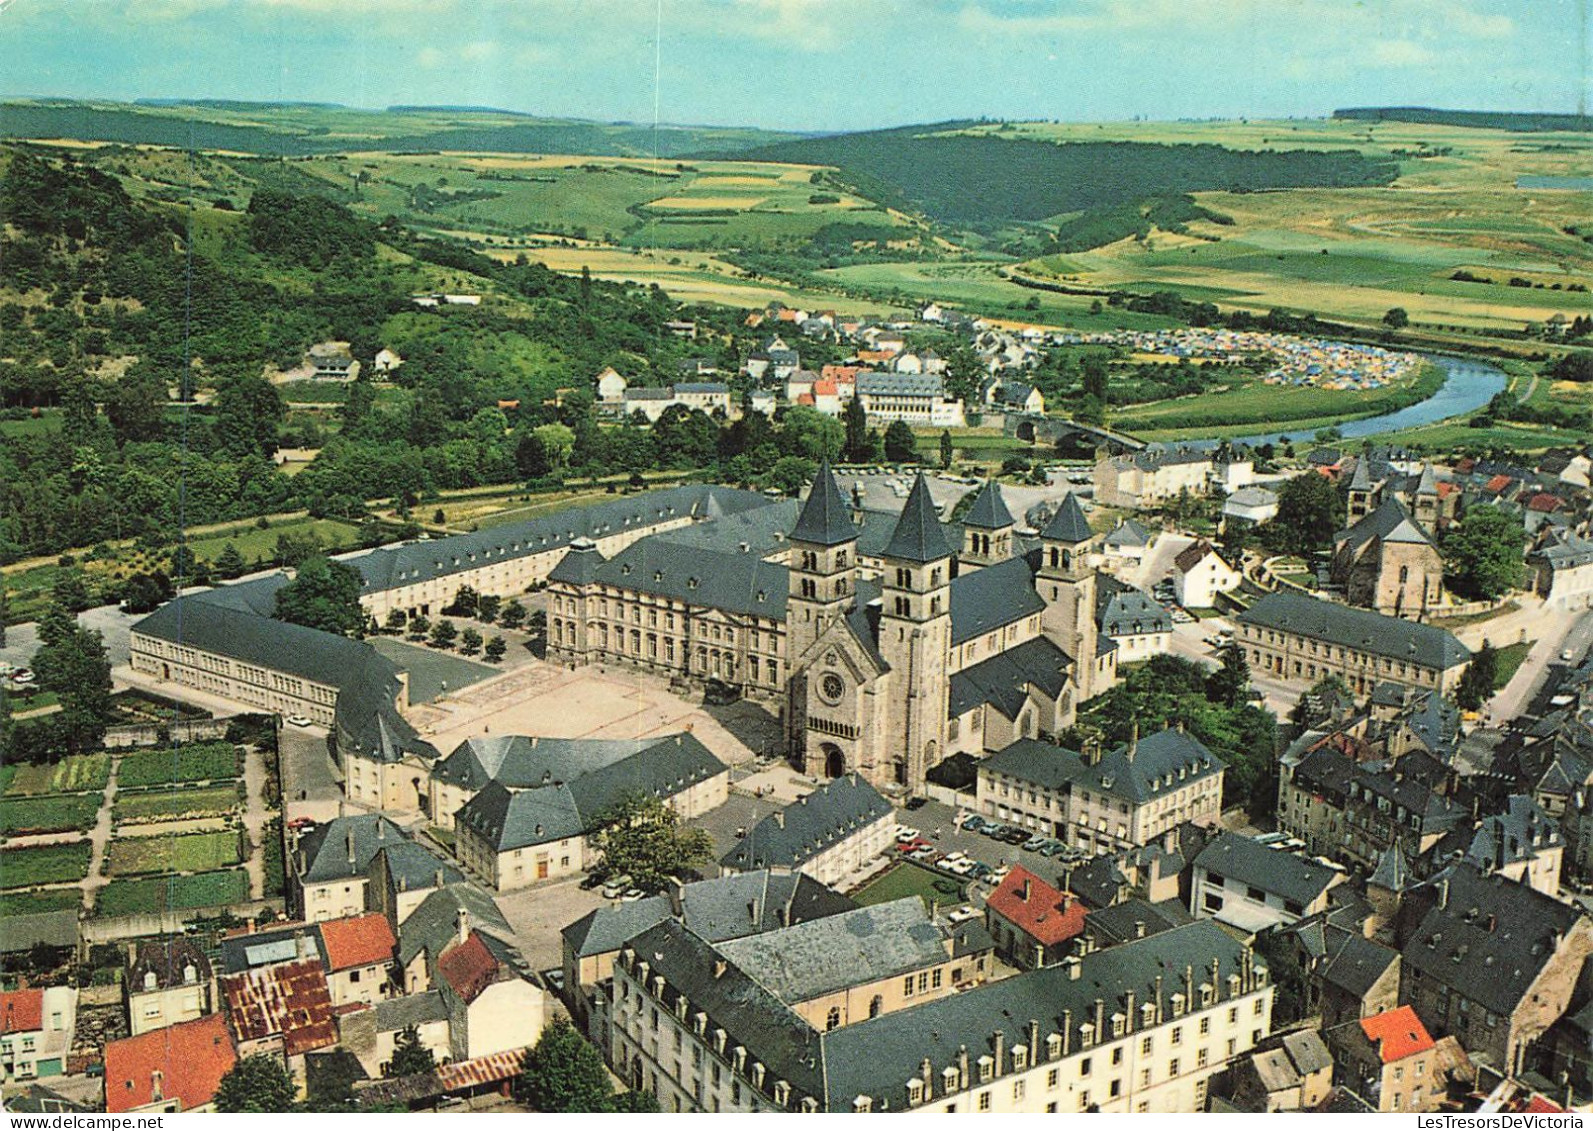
[318,912,397,1007]
[1227,1030,1334,1112]
[1190,833,1342,932]
[1223,486,1279,526]
[1326,1005,1454,1113]
[220,960,338,1089]
[104,1013,236,1114]
[1096,576,1172,662]
[307,341,359,382]
[290,813,411,921]
[0,987,76,1083]
[595,366,628,406]
[719,773,893,888]
[1103,519,1155,563]
[435,926,548,1062]
[1172,540,1241,609]
[126,938,215,1036]
[855,372,966,428]
[674,382,732,415]
[985,866,1088,969]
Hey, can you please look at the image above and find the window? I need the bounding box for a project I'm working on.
[1140,1069,1151,1088]
[1109,1079,1121,1098]
[1013,1080,1025,1102]
[978,1092,991,1112]
[932,968,943,989]
[1168,1058,1180,1078]
[1253,998,1265,1016]
[1080,1057,1092,1077]
[1140,1036,1153,1056]
[1171,1027,1182,1046]
[1197,1049,1209,1068]
[903,976,914,997]
[826,1007,840,1032]
[1047,1069,1059,1090]
[869,995,883,1019]
[1078,1092,1090,1111]
[1111,1047,1123,1066]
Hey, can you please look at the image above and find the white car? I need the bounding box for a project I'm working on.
[947,906,982,924]
[285,714,312,727]
[895,826,921,843]
[621,889,646,903]
[602,875,633,899]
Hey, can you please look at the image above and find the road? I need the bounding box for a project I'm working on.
[1496,607,1593,723]
[279,723,347,823]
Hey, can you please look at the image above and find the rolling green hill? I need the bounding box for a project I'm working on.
[1334,107,1593,132]
[722,122,1398,224]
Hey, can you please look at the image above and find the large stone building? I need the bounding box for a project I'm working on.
[719,773,893,888]
[1329,498,1445,617]
[608,917,1271,1113]
[1093,446,1252,510]
[1235,591,1470,697]
[550,467,1115,795]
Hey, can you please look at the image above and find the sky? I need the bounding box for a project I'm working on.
[1,0,1588,132]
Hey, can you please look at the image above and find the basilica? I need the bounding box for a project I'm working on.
[546,464,1116,794]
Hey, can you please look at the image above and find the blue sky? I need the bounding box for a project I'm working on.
[2,0,1587,131]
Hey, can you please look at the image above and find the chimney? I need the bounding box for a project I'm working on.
[1437,877,1450,909]
[1134,920,1146,939]
[713,960,728,979]
[1093,998,1105,1038]
[339,798,346,819]
[1062,1010,1073,1056]
[957,1045,969,1090]
[1020,878,1031,903]
[346,828,356,865]
[1124,989,1136,1034]
[668,877,685,917]
[1184,964,1195,1008]
[456,907,470,948]
[993,1030,1006,1076]
[1126,720,1139,763]
[774,811,784,829]
[377,821,385,841]
[920,1058,934,1101]
[1028,1019,1041,1061]
[435,868,445,889]
[1154,974,1164,1025]
[1210,958,1221,1000]
[748,899,761,925]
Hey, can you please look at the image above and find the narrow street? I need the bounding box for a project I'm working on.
[81,754,120,913]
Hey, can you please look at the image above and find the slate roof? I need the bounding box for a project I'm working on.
[433,734,664,792]
[562,871,856,960]
[1084,897,1192,944]
[1096,576,1172,638]
[791,462,858,547]
[818,921,1252,1110]
[218,924,326,975]
[455,733,726,852]
[1464,794,1560,872]
[948,551,1045,645]
[855,372,947,398]
[978,738,1089,792]
[1318,929,1399,999]
[1075,727,1226,807]
[1238,591,1470,671]
[716,898,950,1004]
[296,814,411,885]
[947,635,1071,721]
[128,937,211,992]
[371,840,463,896]
[1040,492,1093,543]
[586,537,789,619]
[397,883,515,969]
[1336,497,1436,552]
[547,539,604,586]
[1398,862,1585,1017]
[373,988,449,1033]
[1104,518,1152,549]
[961,481,1015,530]
[133,596,369,690]
[1194,833,1339,906]
[883,475,953,563]
[721,773,892,873]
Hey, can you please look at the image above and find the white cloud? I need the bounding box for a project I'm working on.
[1369,39,1439,66]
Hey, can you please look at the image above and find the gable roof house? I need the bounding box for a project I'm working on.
[984,865,1088,969]
[720,773,894,889]
[104,1013,236,1114]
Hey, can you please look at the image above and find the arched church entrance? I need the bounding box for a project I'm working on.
[821,743,845,778]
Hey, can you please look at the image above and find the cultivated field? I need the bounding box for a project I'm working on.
[0,841,94,889]
[106,830,242,876]
[1,754,111,796]
[116,743,241,789]
[0,794,104,837]
[112,784,242,826]
[95,868,251,916]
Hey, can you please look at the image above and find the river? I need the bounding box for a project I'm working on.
[1229,353,1508,448]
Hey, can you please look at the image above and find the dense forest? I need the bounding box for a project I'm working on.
[0,101,794,158]
[1333,107,1593,132]
[725,125,1398,224]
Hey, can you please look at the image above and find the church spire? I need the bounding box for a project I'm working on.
[962,479,1014,531]
[884,474,953,563]
[790,460,856,546]
[1041,492,1092,544]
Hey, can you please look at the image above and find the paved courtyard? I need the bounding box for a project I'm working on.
[408,659,767,770]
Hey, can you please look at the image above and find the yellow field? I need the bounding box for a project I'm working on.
[648,195,770,210]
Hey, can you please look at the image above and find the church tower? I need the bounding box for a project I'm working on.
[1038,492,1103,701]
[879,474,953,791]
[785,461,859,668]
[959,479,1015,571]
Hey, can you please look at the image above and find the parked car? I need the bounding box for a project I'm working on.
[285,714,312,727]
[1038,839,1068,857]
[980,823,1011,839]
[285,816,316,831]
[895,826,921,843]
[967,862,994,881]
[959,815,988,833]
[601,874,633,899]
[897,838,930,854]
[621,889,646,902]
[947,906,982,924]
[908,845,938,862]
[905,797,929,811]
[999,827,1031,845]
[1023,835,1049,853]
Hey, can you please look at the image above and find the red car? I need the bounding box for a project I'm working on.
[286,816,317,831]
[896,837,930,853]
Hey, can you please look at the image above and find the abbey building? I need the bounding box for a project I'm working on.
[547,465,1116,794]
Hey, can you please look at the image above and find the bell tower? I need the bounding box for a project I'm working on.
[1038,492,1102,700]
[785,460,858,667]
[879,474,953,792]
[959,479,1015,571]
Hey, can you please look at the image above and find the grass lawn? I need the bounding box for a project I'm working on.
[0,888,82,917]
[0,841,94,889]
[185,517,362,568]
[3,754,112,796]
[95,868,250,916]
[113,784,241,826]
[850,861,965,910]
[1493,641,1533,689]
[116,743,240,788]
[106,830,242,876]
[0,794,104,836]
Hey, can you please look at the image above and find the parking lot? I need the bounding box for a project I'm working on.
[880,797,1090,900]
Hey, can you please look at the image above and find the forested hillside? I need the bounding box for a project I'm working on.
[725,125,1398,224]
[1333,107,1593,132]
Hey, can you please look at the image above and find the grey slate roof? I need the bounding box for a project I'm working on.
[1336,497,1436,551]
[0,910,77,954]
[218,923,326,975]
[948,551,1045,645]
[371,841,463,894]
[1194,833,1339,907]
[1318,931,1398,999]
[883,475,953,563]
[1398,861,1584,1017]
[947,636,1071,721]
[715,898,950,1004]
[1040,492,1093,543]
[791,462,858,547]
[1075,727,1226,806]
[979,738,1089,792]
[547,539,604,585]
[397,882,514,968]
[1238,591,1470,671]
[134,595,369,690]
[1084,897,1193,944]
[563,871,856,960]
[961,481,1015,530]
[817,920,1251,1110]
[1104,518,1152,549]
[296,814,411,884]
[587,538,789,620]
[433,734,662,792]
[855,372,947,398]
[1096,576,1172,638]
[373,988,449,1033]
[721,773,892,873]
[456,733,726,852]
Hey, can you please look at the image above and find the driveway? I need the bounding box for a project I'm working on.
[279,723,345,823]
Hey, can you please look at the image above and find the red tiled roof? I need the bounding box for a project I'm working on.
[1484,474,1513,493]
[985,866,1087,947]
[105,1013,236,1114]
[1523,1095,1564,1114]
[821,365,861,384]
[0,989,43,1035]
[796,393,815,406]
[1436,481,1458,497]
[1359,1005,1434,1063]
[437,931,500,1006]
[221,959,337,1056]
[1526,493,1562,513]
[811,379,838,397]
[318,913,396,972]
